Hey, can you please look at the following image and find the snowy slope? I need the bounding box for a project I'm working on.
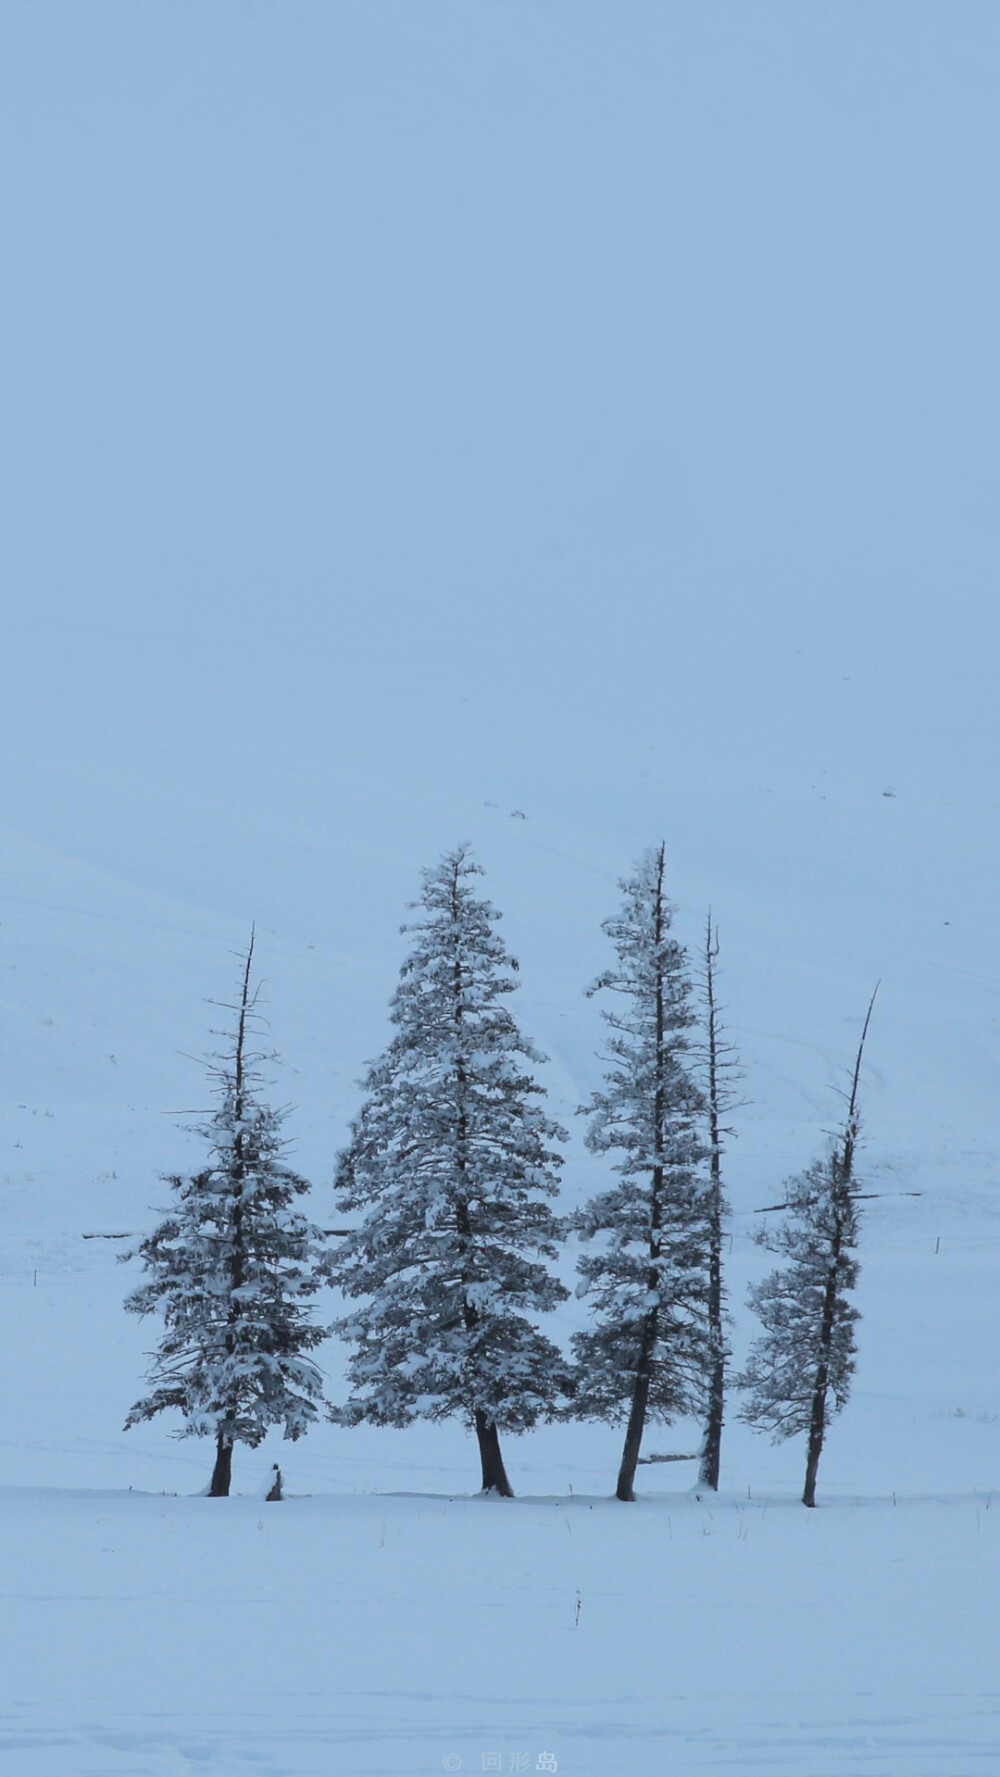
[2,2,1000,1773]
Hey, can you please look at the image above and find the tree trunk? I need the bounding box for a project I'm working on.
[617,849,668,1507]
[699,1168,725,1490]
[699,1345,725,1492]
[617,1370,651,1502]
[215,933,254,1505]
[209,1433,233,1497]
[618,1322,657,1499]
[699,914,726,1492]
[802,1254,839,1507]
[802,1380,826,1508]
[448,886,514,1501]
[475,1411,514,1497]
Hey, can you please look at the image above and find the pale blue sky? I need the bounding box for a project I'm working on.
[1,2,997,943]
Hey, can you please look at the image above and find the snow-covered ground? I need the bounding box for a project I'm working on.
[5,1485,1000,1776]
[3,2,1000,1772]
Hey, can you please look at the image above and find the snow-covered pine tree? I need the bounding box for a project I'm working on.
[696,914,741,1491]
[572,844,709,1502]
[123,933,330,1497]
[328,845,570,1497]
[738,989,877,1507]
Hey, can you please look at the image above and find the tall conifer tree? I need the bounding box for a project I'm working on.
[571,845,708,1501]
[329,846,570,1497]
[124,935,330,1496]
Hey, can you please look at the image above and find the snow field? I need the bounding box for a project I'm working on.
[2,1484,999,1776]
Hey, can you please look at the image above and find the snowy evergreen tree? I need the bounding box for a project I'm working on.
[571,845,709,1501]
[124,934,330,1497]
[695,914,741,1491]
[738,991,877,1507]
[329,846,570,1497]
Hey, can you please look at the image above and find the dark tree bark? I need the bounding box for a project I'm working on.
[802,1192,850,1506]
[802,1330,833,1506]
[459,1197,515,1498]
[700,1338,725,1493]
[616,1319,656,1500]
[801,1213,843,1507]
[209,1432,233,1497]
[475,1411,514,1496]
[699,916,727,1492]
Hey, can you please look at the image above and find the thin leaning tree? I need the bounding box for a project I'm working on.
[124,933,331,1496]
[696,914,742,1491]
[329,846,571,1497]
[738,989,878,1507]
[571,845,709,1502]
